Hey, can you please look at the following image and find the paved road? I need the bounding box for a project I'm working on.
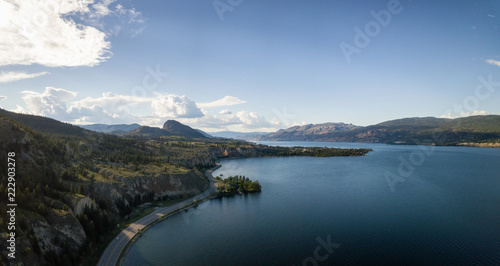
[97,163,220,266]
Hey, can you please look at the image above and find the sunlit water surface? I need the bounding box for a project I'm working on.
[123,142,500,265]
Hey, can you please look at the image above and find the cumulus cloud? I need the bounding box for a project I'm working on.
[235,110,269,127]
[440,110,490,119]
[198,96,246,108]
[0,71,50,84]
[15,87,281,131]
[0,0,144,68]
[73,92,150,109]
[0,0,110,67]
[485,59,500,67]
[19,88,139,123]
[0,96,7,102]
[67,92,151,124]
[16,88,204,124]
[185,109,277,132]
[151,94,204,118]
[21,87,77,120]
[219,109,232,115]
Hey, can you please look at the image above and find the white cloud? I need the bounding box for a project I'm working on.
[440,110,490,119]
[15,87,282,131]
[151,94,204,118]
[0,0,110,67]
[0,71,50,84]
[11,105,26,113]
[219,109,232,115]
[73,92,150,109]
[17,88,204,124]
[87,1,145,36]
[185,109,277,132]
[0,96,7,102]
[198,96,246,108]
[0,0,144,68]
[235,110,269,127]
[92,0,115,18]
[485,59,500,67]
[67,92,150,124]
[21,87,77,120]
[130,27,144,38]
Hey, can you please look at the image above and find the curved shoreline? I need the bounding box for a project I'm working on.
[97,161,222,266]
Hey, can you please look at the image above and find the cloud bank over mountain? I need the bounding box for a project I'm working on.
[12,87,279,132]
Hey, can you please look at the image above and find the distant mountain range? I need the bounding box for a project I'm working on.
[79,120,211,139]
[128,120,208,138]
[207,131,271,140]
[79,123,141,134]
[4,106,498,146]
[260,122,359,141]
[258,116,500,146]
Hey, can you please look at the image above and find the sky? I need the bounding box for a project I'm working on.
[0,0,500,132]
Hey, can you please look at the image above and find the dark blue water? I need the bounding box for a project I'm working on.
[123,142,500,265]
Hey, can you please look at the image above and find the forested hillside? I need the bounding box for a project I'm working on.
[0,109,371,265]
[260,116,500,146]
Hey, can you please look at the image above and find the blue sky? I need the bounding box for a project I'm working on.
[0,0,499,132]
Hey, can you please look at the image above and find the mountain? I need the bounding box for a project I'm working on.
[0,109,371,265]
[162,120,207,138]
[0,108,90,137]
[195,129,213,138]
[259,116,500,146]
[79,123,141,134]
[208,131,273,140]
[0,112,207,265]
[127,120,207,138]
[262,122,359,141]
[128,126,172,137]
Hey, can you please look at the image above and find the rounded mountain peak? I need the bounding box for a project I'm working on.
[162,120,206,138]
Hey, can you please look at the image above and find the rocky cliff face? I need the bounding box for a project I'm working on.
[31,210,86,255]
[92,170,208,217]
[178,145,273,170]
[0,117,212,265]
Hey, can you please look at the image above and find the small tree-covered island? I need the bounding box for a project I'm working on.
[215,175,262,195]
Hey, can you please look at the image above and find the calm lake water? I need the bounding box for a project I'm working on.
[123,142,500,265]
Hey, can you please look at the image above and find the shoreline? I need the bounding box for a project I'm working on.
[99,152,370,265]
[256,140,500,148]
[97,161,222,266]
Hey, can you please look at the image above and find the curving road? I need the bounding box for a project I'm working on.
[97,162,220,266]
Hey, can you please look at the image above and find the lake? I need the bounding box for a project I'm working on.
[123,142,500,265]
